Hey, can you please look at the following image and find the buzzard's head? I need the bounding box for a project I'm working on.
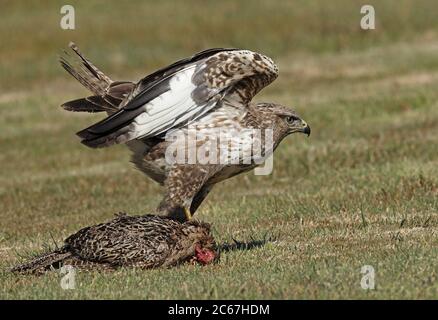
[254,103,311,138]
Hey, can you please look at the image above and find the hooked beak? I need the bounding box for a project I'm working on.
[300,120,311,136]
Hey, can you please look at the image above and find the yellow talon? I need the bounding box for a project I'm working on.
[184,207,192,221]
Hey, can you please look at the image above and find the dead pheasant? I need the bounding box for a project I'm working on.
[11,214,217,275]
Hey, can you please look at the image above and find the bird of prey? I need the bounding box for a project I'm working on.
[11,214,217,274]
[60,43,310,221]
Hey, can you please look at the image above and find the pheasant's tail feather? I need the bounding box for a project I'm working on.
[11,249,71,275]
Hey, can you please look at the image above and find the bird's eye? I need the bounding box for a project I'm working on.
[286,116,298,124]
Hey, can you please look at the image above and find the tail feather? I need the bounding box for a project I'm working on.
[60,42,111,96]
[68,42,113,86]
[61,96,110,113]
[11,249,71,275]
[60,42,134,114]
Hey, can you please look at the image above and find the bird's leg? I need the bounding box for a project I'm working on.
[157,199,194,222]
[184,207,192,220]
[158,165,211,222]
[157,203,187,222]
[189,185,212,215]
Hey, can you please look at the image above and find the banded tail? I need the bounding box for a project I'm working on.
[60,42,134,114]
[11,249,71,275]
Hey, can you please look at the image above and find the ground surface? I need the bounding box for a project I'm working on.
[1,0,438,299]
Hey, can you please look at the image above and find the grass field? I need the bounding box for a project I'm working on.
[1,0,438,299]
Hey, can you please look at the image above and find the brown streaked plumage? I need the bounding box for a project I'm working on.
[11,214,217,275]
[60,43,311,221]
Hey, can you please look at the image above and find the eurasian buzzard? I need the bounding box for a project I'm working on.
[60,43,310,221]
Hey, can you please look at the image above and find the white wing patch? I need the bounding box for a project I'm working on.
[131,67,201,138]
[78,48,279,148]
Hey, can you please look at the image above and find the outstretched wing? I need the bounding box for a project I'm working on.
[77,49,278,148]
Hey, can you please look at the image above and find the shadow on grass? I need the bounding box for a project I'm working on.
[218,232,279,253]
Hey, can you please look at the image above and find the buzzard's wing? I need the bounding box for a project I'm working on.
[77,49,278,148]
